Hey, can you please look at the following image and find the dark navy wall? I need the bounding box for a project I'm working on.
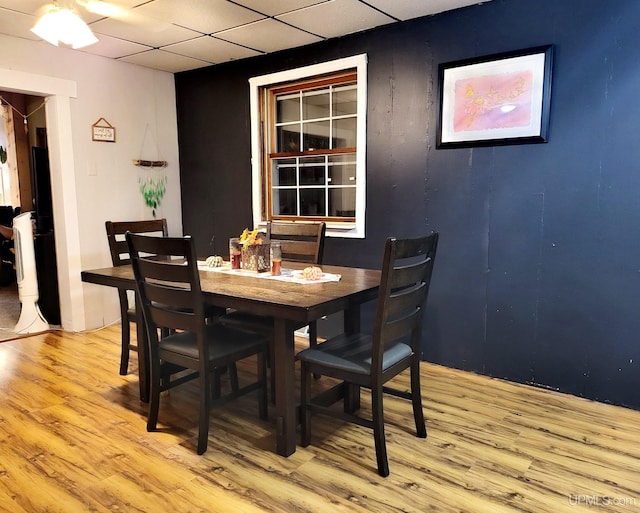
[175,0,640,409]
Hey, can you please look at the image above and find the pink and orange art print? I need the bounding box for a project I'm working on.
[438,46,553,148]
[453,70,533,132]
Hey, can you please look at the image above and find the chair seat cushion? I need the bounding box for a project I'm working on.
[297,332,412,375]
[159,325,267,361]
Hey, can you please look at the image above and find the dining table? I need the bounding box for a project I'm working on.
[81,260,381,457]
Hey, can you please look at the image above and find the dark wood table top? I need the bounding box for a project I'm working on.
[82,262,381,324]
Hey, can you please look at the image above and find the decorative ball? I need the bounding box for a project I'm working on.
[206,255,224,267]
[302,266,323,280]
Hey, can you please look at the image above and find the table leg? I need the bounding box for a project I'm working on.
[272,317,297,456]
[343,302,361,334]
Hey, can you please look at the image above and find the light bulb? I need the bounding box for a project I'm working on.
[31,6,98,49]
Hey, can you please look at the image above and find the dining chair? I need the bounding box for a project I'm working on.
[297,232,439,477]
[126,232,268,455]
[219,221,326,396]
[105,219,168,375]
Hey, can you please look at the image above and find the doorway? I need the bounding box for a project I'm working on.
[0,69,86,333]
[0,92,60,330]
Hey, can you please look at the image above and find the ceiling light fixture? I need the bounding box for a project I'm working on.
[31,2,98,49]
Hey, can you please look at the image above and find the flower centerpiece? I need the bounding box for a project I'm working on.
[239,228,270,272]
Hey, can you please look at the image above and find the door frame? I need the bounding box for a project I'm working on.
[1,68,86,331]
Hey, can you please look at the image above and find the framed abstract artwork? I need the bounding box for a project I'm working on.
[437,45,553,148]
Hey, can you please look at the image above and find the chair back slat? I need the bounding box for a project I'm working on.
[266,221,326,264]
[149,303,198,332]
[390,259,431,290]
[106,219,168,266]
[278,240,322,263]
[137,258,191,282]
[380,305,422,343]
[392,235,435,259]
[384,281,428,320]
[373,232,439,368]
[145,281,195,311]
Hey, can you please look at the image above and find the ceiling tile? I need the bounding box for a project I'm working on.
[232,0,330,17]
[364,0,486,20]
[0,0,48,15]
[217,18,323,53]
[90,17,203,48]
[276,0,395,39]
[86,0,145,10]
[78,0,163,24]
[134,0,265,35]
[118,49,212,73]
[0,7,40,40]
[78,33,151,59]
[163,35,261,64]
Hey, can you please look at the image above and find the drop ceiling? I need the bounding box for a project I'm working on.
[0,0,489,73]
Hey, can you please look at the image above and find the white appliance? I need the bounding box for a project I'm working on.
[13,212,49,334]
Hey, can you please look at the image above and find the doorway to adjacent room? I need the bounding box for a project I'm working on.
[0,92,60,334]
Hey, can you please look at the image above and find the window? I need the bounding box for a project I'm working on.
[250,55,367,238]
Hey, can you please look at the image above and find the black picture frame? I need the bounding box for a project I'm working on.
[437,45,553,149]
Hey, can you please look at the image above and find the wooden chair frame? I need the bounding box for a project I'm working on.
[126,232,268,455]
[105,219,168,375]
[298,232,439,476]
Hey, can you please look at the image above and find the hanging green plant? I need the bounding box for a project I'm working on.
[139,176,166,218]
[0,145,7,164]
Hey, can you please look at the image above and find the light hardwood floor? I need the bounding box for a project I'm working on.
[0,325,638,512]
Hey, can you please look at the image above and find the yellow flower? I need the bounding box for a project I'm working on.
[240,228,261,245]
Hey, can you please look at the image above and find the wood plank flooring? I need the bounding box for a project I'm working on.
[0,281,19,341]
[0,325,638,512]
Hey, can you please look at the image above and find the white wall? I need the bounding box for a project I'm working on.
[0,34,183,331]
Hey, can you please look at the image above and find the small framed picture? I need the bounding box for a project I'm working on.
[92,118,116,142]
[437,45,553,149]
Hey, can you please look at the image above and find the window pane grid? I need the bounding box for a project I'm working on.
[274,83,356,154]
[271,154,356,218]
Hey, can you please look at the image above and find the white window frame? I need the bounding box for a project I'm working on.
[249,54,367,238]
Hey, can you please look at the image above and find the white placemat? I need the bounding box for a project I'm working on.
[198,261,341,284]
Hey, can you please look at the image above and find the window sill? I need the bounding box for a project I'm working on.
[256,220,363,239]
